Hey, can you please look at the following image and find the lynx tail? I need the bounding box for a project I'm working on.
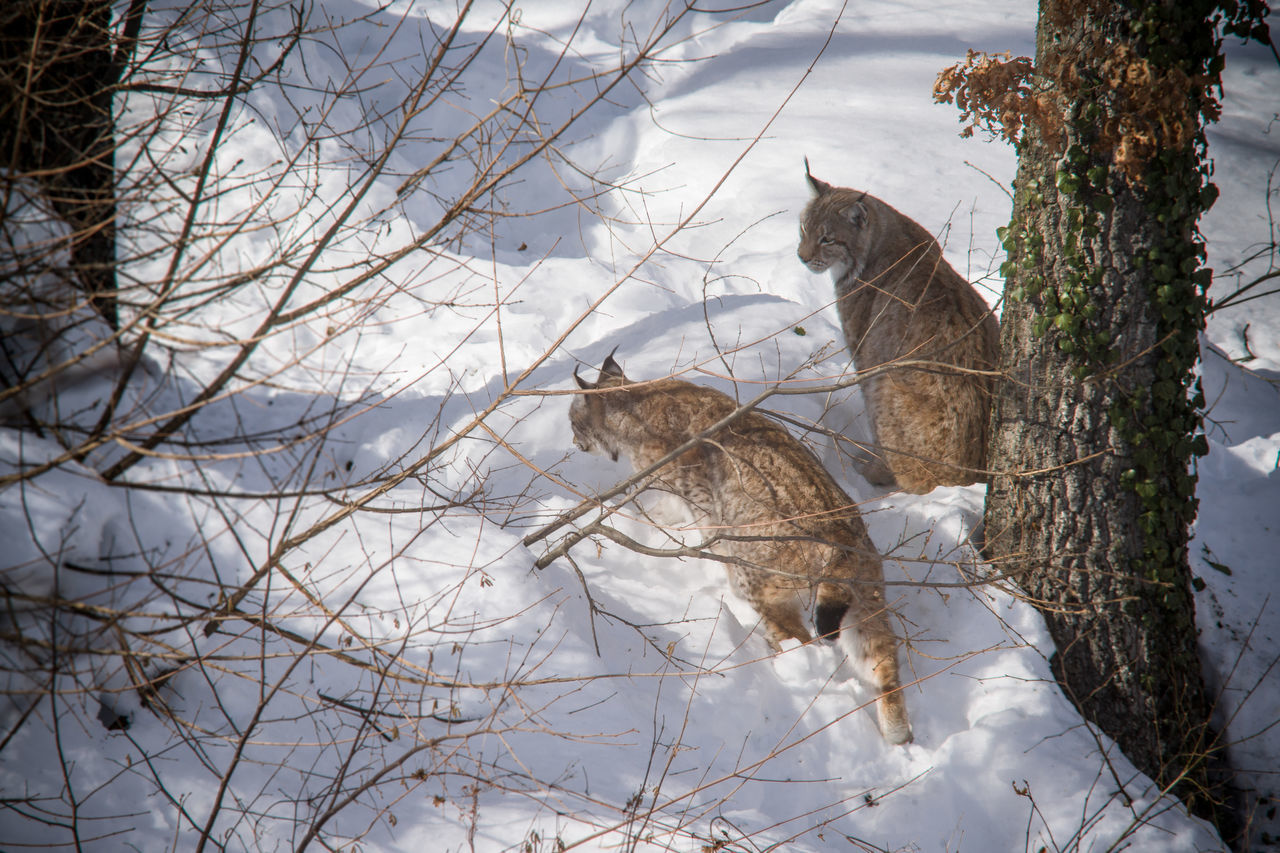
[838,604,912,745]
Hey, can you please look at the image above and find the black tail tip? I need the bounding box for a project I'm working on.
[815,603,845,642]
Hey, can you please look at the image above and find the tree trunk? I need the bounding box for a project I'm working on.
[983,0,1236,838]
[1,0,130,329]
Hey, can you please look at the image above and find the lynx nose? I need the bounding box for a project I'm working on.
[800,253,825,273]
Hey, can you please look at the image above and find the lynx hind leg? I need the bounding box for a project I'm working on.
[867,375,950,494]
[839,603,912,745]
[748,581,813,650]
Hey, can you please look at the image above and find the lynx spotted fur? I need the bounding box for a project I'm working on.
[570,354,912,744]
[798,163,999,494]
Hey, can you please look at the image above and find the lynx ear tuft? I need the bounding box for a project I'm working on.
[573,366,595,390]
[804,156,832,197]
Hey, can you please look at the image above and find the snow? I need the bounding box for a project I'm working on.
[2,1,1277,851]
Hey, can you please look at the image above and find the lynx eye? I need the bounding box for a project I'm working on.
[818,234,835,246]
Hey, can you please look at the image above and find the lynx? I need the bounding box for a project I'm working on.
[570,354,912,744]
[798,163,999,494]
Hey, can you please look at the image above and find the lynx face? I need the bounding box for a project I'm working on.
[797,170,872,282]
[569,397,616,461]
[569,357,627,462]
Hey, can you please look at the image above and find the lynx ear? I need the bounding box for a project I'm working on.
[804,156,832,197]
[842,200,867,228]
[600,349,626,382]
[573,366,595,390]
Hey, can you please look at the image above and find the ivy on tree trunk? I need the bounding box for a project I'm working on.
[933,0,1272,841]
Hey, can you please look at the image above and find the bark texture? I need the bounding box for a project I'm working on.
[983,0,1235,838]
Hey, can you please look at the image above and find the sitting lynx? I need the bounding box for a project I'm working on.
[570,354,912,744]
[798,162,999,493]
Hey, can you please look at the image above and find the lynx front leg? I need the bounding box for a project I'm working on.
[852,378,898,489]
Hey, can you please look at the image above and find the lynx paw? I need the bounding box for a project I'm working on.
[855,456,898,489]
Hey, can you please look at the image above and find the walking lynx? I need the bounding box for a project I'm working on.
[798,162,999,494]
[570,354,912,744]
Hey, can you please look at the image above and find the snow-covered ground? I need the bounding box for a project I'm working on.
[2,1,1277,851]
